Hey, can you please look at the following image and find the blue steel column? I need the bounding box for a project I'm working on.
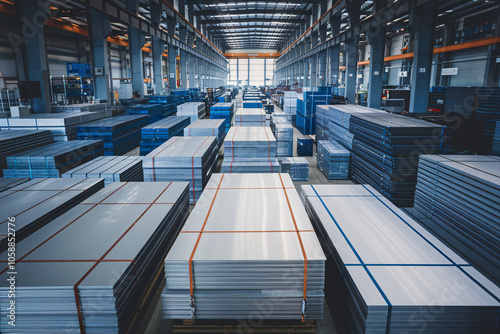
[345,1,360,104]
[188,54,196,88]
[129,27,145,96]
[409,1,437,113]
[180,49,188,88]
[329,14,341,86]
[168,43,178,89]
[152,37,165,94]
[367,0,387,109]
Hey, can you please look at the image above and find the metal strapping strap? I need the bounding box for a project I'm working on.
[188,174,225,319]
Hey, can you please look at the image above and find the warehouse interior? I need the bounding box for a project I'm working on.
[0,0,499,333]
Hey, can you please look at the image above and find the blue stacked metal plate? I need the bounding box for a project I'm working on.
[210,102,234,134]
[296,87,333,135]
[297,138,313,156]
[62,156,143,185]
[475,87,500,154]
[77,115,148,155]
[302,184,500,334]
[0,181,189,334]
[317,140,350,179]
[3,140,104,178]
[492,120,500,155]
[0,177,104,251]
[148,94,176,115]
[140,116,191,155]
[162,173,325,320]
[296,98,315,135]
[280,157,309,180]
[177,102,206,123]
[143,136,218,204]
[272,123,293,157]
[126,103,165,124]
[414,154,500,285]
[233,108,268,126]
[283,91,298,125]
[221,127,280,173]
[0,130,54,177]
[242,100,263,108]
[0,177,29,192]
[184,119,227,149]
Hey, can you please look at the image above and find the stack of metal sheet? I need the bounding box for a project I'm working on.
[233,108,269,126]
[272,123,294,157]
[0,111,108,141]
[140,116,191,155]
[177,102,206,123]
[184,119,227,149]
[0,181,189,334]
[3,140,104,178]
[0,130,54,177]
[317,140,350,180]
[414,154,500,285]
[280,157,309,181]
[62,156,143,185]
[77,115,149,155]
[126,103,165,123]
[0,177,29,192]
[221,127,280,173]
[271,111,292,124]
[492,120,500,155]
[143,136,218,204]
[210,102,234,133]
[297,138,314,156]
[302,184,500,334]
[162,173,325,320]
[0,177,104,250]
[242,100,263,108]
[52,102,110,114]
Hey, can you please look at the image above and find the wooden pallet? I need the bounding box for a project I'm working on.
[173,319,317,333]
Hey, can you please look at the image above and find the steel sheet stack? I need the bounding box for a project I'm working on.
[233,108,268,127]
[3,140,104,178]
[52,103,110,116]
[317,140,350,180]
[271,111,292,125]
[302,184,500,334]
[297,138,313,156]
[140,116,191,155]
[0,181,190,334]
[221,127,280,173]
[62,156,143,185]
[177,102,206,123]
[280,157,309,181]
[492,120,500,155]
[272,123,294,157]
[242,100,263,108]
[143,136,218,204]
[210,102,234,133]
[183,119,227,149]
[0,130,54,177]
[0,111,107,141]
[126,103,165,123]
[414,154,500,285]
[77,115,149,155]
[162,173,325,320]
[0,177,29,192]
[0,177,104,251]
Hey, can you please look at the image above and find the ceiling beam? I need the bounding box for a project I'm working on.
[189,0,316,4]
[194,8,312,16]
[201,18,304,24]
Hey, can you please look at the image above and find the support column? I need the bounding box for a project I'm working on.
[345,38,359,104]
[367,0,386,109]
[484,8,500,86]
[311,54,318,87]
[409,1,437,113]
[152,36,165,94]
[303,59,310,87]
[318,50,327,86]
[188,55,195,88]
[128,27,145,97]
[87,8,111,102]
[180,49,188,88]
[168,43,178,89]
[329,13,341,86]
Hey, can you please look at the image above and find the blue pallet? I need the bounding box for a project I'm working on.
[297,138,314,156]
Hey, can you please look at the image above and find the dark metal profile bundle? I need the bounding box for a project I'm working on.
[140,116,191,155]
[77,115,149,155]
[317,140,350,180]
[62,156,143,185]
[414,154,500,285]
[279,157,309,181]
[162,173,325,320]
[0,130,54,177]
[0,181,190,334]
[3,140,104,178]
[302,184,500,334]
[0,178,104,251]
[126,103,166,123]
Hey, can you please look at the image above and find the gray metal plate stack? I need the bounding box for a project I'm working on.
[0,177,29,192]
[280,157,309,181]
[0,177,104,251]
[143,136,218,204]
[233,108,269,127]
[53,103,111,117]
[3,140,104,178]
[62,156,143,185]
[0,111,108,141]
[162,173,325,320]
[177,102,206,123]
[0,181,189,334]
[414,154,500,285]
[492,120,500,155]
[184,119,227,149]
[271,111,292,125]
[272,123,294,157]
[302,184,500,334]
[0,130,54,177]
[221,127,280,173]
[317,140,350,179]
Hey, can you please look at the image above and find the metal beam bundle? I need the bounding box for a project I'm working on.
[233,108,268,127]
[272,123,293,157]
[0,178,105,251]
[279,157,309,181]
[0,181,190,334]
[210,102,235,134]
[126,103,166,124]
[176,102,206,123]
[301,184,500,334]
[316,140,350,180]
[140,116,191,155]
[162,173,325,320]
[183,119,227,149]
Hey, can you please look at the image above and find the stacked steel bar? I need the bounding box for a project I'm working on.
[296,87,333,135]
[177,102,206,123]
[233,108,269,127]
[77,115,149,155]
[242,99,263,108]
[53,103,111,117]
[317,140,350,180]
[140,116,191,155]
[302,184,500,334]
[62,156,143,185]
[126,103,165,123]
[210,102,234,133]
[283,91,298,125]
[143,136,219,204]
[3,140,104,178]
[183,119,227,149]
[297,138,313,156]
[0,130,54,177]
[414,154,500,285]
[162,173,325,320]
[0,181,189,333]
[0,177,104,251]
[280,157,309,181]
[272,123,294,157]
[0,177,29,192]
